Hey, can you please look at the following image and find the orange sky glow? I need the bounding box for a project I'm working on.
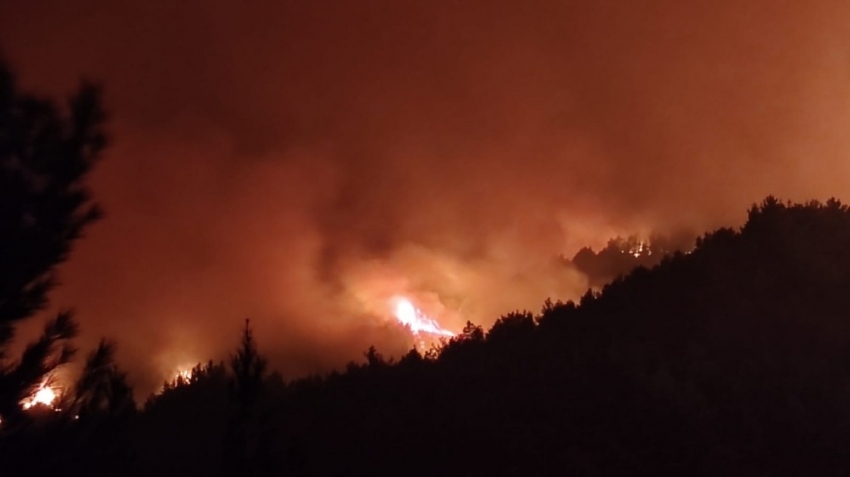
[2,0,850,395]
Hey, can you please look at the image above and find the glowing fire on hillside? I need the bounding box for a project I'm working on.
[174,368,194,382]
[22,382,59,410]
[154,367,197,394]
[391,296,455,341]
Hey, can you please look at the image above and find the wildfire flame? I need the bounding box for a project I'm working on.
[392,297,455,338]
[166,367,195,387]
[174,369,194,382]
[624,241,651,258]
[22,383,58,410]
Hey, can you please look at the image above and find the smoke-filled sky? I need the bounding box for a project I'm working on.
[2,0,850,394]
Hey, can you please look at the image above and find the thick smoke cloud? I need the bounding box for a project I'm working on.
[2,0,850,394]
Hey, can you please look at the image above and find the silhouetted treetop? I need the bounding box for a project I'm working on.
[230,319,268,412]
[69,339,134,419]
[0,63,106,329]
[567,231,694,287]
[0,59,107,423]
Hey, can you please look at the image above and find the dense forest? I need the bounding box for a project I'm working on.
[2,61,850,476]
[564,231,694,288]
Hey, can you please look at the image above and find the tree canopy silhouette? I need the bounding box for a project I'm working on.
[230,319,268,413]
[9,194,850,477]
[0,59,107,424]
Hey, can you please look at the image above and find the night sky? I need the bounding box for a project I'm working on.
[2,0,849,394]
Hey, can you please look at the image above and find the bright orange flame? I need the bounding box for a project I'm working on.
[168,367,195,386]
[392,297,454,338]
[175,369,194,381]
[22,383,58,409]
[157,367,196,394]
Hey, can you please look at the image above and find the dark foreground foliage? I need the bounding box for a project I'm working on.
[0,59,134,477]
[119,198,850,477]
[0,59,106,424]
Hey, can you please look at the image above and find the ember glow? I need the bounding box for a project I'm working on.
[174,369,194,382]
[627,242,651,258]
[163,367,196,388]
[392,297,455,339]
[155,367,197,394]
[22,383,59,410]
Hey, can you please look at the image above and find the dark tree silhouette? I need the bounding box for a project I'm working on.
[568,231,694,287]
[224,319,272,477]
[68,339,134,419]
[0,60,106,423]
[0,340,135,477]
[230,319,268,413]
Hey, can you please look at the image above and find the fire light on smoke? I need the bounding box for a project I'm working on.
[392,297,455,338]
[22,383,59,410]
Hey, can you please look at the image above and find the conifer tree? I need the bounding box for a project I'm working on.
[0,60,106,423]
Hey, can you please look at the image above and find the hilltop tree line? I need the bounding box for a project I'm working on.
[565,230,695,288]
[125,197,850,477]
[2,60,850,476]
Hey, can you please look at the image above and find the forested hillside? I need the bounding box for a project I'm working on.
[123,197,850,477]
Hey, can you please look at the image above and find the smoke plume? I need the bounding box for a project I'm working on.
[2,0,850,394]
